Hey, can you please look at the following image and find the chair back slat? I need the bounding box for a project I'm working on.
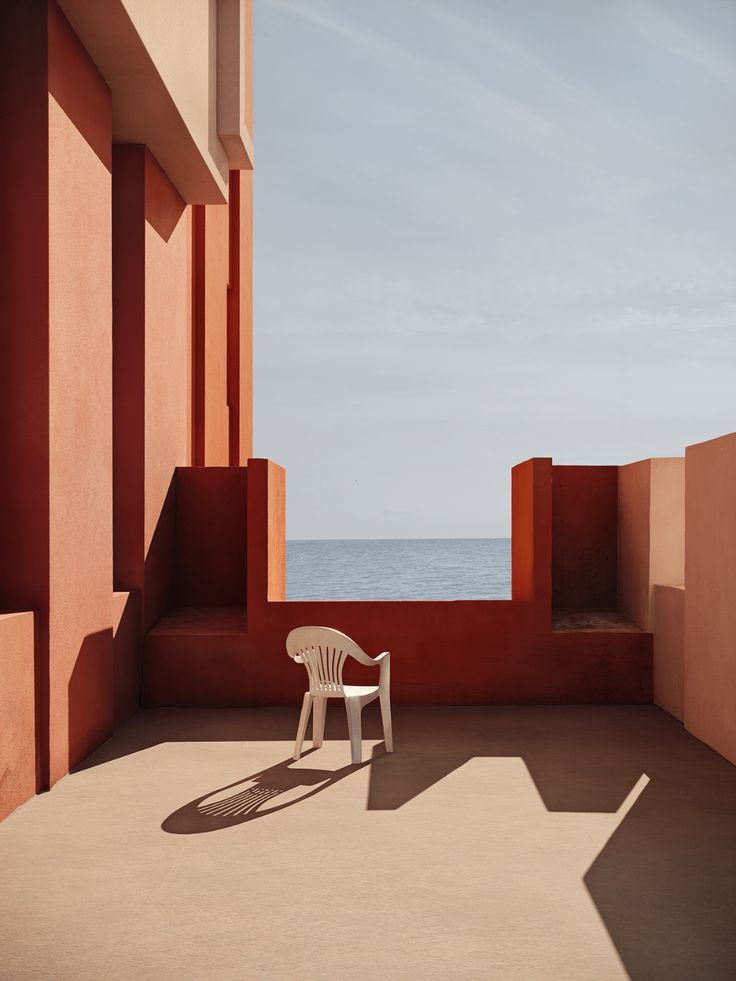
[286,626,377,695]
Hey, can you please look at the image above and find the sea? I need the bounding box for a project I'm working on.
[286,538,512,601]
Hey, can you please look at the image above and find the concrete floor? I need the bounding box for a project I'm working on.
[1,706,735,981]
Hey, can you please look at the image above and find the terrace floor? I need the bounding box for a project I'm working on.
[1,705,735,981]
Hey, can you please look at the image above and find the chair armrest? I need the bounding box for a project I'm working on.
[375,651,390,692]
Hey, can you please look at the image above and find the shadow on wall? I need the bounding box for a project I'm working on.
[67,628,114,772]
[102,704,736,981]
[142,476,177,632]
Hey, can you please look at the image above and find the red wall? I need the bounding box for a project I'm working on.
[0,3,50,805]
[175,468,247,607]
[144,459,652,708]
[112,143,192,725]
[552,466,618,611]
[0,3,116,794]
[113,591,140,726]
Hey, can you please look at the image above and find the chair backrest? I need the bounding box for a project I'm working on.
[286,626,376,695]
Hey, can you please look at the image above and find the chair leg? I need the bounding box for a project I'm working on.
[312,696,326,748]
[293,692,312,761]
[345,697,363,765]
[379,690,393,753]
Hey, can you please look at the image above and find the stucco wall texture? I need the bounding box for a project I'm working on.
[685,434,736,765]
[618,458,685,631]
[653,585,684,722]
[0,1,254,820]
[0,614,37,823]
[552,466,618,612]
[48,90,114,785]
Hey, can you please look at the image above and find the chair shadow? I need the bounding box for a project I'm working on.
[162,748,372,834]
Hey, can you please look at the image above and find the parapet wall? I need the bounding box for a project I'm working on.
[143,458,653,708]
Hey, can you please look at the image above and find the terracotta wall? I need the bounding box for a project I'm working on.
[113,591,140,725]
[511,459,552,632]
[145,459,653,708]
[0,2,50,810]
[192,180,252,466]
[653,585,684,721]
[143,154,191,628]
[0,614,37,822]
[618,459,684,630]
[1,1,254,821]
[112,143,192,690]
[238,5,254,462]
[48,6,115,784]
[0,3,116,798]
[246,459,286,607]
[684,433,736,765]
[650,460,685,598]
[192,204,230,465]
[175,468,247,607]
[551,467,618,611]
[230,170,254,464]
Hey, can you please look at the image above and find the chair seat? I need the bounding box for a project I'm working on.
[343,684,379,700]
[312,684,378,700]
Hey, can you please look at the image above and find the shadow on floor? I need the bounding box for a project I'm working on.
[162,748,371,833]
[78,704,736,981]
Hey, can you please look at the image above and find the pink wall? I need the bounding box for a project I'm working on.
[650,459,685,593]
[238,171,254,463]
[618,459,685,631]
[0,3,52,808]
[204,206,230,466]
[48,8,114,782]
[0,614,37,822]
[653,585,684,721]
[192,202,234,467]
[226,171,254,464]
[618,459,685,629]
[684,433,736,765]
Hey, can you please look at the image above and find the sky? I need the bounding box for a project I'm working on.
[252,0,736,539]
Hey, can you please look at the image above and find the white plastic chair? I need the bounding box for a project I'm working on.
[286,626,393,765]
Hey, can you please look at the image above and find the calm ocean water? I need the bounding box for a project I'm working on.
[286,538,511,601]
